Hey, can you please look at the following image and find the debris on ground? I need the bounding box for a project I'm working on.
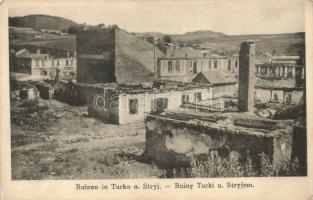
[11,104,57,131]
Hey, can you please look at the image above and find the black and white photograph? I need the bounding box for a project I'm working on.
[6,0,307,181]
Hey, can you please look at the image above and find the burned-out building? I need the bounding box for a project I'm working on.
[254,54,304,105]
[255,78,304,105]
[76,27,164,84]
[255,55,305,79]
[10,48,77,80]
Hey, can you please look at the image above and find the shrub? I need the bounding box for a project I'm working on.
[161,153,304,178]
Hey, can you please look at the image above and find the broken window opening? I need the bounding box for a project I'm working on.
[129,99,138,114]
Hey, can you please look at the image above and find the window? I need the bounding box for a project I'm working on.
[52,59,55,66]
[36,60,39,67]
[209,60,212,69]
[175,61,180,72]
[272,92,279,102]
[228,59,231,71]
[40,70,47,76]
[214,60,218,69]
[168,61,173,72]
[129,99,138,114]
[182,95,190,104]
[57,60,60,66]
[195,93,202,102]
[66,60,69,66]
[192,61,197,73]
[287,67,293,78]
[70,59,74,66]
[189,61,193,72]
[286,93,292,104]
[269,67,276,77]
[295,67,302,79]
[42,59,45,66]
[235,60,238,68]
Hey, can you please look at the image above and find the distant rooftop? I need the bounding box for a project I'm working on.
[193,71,238,85]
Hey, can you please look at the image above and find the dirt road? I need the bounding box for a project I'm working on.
[11,99,162,180]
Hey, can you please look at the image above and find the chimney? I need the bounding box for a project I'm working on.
[238,40,256,112]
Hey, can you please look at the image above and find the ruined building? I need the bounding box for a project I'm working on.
[77,27,164,84]
[10,48,77,80]
[78,27,234,124]
[144,40,305,171]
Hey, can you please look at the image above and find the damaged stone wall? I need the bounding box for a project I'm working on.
[144,114,293,169]
[118,90,182,124]
[77,28,116,84]
[53,81,89,106]
[255,88,303,105]
[85,85,213,124]
[86,86,120,124]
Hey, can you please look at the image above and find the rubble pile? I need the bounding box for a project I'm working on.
[255,103,305,120]
[11,104,57,131]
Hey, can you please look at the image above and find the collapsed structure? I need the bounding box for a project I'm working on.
[76,27,238,124]
[85,81,213,124]
[10,48,77,80]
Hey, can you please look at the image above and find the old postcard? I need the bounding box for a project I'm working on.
[0,0,312,199]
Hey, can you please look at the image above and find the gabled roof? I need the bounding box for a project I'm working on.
[193,71,237,85]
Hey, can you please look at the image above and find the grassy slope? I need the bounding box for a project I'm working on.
[201,33,305,55]
[9,15,77,51]
[10,35,76,52]
[137,31,304,55]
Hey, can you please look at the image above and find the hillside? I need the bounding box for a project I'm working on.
[10,35,76,52]
[9,15,77,52]
[9,14,304,57]
[200,32,305,55]
[171,30,227,43]
[135,30,227,42]
[136,30,304,56]
[9,14,77,32]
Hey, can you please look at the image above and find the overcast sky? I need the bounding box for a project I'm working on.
[8,0,305,35]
